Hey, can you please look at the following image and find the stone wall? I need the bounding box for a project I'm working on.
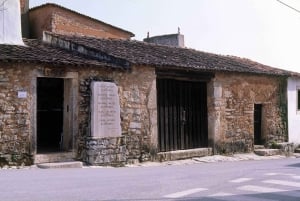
[76,66,156,165]
[84,137,127,166]
[208,72,287,154]
[29,5,133,39]
[0,63,33,167]
[0,63,157,166]
[0,62,289,166]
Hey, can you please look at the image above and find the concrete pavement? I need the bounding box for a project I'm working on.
[125,152,300,168]
[0,152,299,169]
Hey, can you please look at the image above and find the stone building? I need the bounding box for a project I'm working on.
[0,0,299,166]
[21,1,134,39]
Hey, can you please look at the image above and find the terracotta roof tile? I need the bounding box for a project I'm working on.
[47,33,298,76]
[2,33,299,77]
[0,39,126,69]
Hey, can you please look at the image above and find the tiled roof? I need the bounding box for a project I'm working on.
[1,33,298,77]
[30,3,135,38]
[46,33,298,76]
[0,39,126,69]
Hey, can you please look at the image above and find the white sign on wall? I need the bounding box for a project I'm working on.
[90,81,121,138]
[17,91,27,99]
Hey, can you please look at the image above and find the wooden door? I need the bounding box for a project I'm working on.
[157,79,208,152]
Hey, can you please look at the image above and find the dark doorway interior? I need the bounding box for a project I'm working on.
[157,79,208,152]
[37,78,64,153]
[254,104,263,145]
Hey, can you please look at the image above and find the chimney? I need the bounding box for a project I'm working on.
[20,0,29,13]
[143,31,185,48]
[0,0,24,45]
[20,0,29,38]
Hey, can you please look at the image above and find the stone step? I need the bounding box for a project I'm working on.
[254,145,265,150]
[35,152,75,164]
[295,148,300,153]
[157,148,213,161]
[37,161,83,169]
[254,149,280,156]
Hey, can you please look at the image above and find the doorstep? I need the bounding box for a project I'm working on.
[37,161,83,169]
[254,149,280,156]
[254,145,265,150]
[157,148,213,161]
[34,152,75,164]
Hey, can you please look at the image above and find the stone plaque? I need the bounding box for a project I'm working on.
[91,82,121,138]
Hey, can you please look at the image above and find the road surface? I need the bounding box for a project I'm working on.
[0,158,299,201]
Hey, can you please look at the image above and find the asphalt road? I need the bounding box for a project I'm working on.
[0,158,299,201]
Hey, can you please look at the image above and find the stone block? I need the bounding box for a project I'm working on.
[214,86,222,98]
[254,145,265,150]
[275,142,294,156]
[129,122,142,129]
[116,153,126,162]
[254,149,280,156]
[37,162,83,169]
[157,148,213,161]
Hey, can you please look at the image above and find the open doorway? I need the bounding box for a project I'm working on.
[37,78,64,153]
[254,104,263,145]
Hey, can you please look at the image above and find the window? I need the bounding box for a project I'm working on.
[298,89,300,111]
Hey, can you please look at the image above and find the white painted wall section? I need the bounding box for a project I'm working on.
[287,77,300,144]
[0,0,24,45]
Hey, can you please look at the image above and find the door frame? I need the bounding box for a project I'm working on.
[32,71,78,155]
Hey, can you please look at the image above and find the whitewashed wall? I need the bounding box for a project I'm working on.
[288,77,300,144]
[0,0,24,45]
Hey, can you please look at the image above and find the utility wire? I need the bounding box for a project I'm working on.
[276,0,300,14]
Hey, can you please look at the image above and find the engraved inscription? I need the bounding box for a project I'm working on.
[91,82,121,138]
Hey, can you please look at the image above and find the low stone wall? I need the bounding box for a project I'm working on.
[0,153,32,167]
[83,137,127,166]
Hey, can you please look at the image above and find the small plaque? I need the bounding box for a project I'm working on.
[18,91,27,99]
[91,82,121,138]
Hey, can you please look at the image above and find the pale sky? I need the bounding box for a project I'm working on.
[30,0,300,73]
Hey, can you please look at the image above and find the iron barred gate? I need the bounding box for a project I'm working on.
[157,78,208,152]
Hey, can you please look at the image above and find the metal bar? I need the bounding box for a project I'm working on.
[168,80,174,151]
[173,80,178,151]
[157,79,165,151]
[164,80,169,151]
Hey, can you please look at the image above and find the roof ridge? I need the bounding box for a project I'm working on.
[43,32,131,69]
